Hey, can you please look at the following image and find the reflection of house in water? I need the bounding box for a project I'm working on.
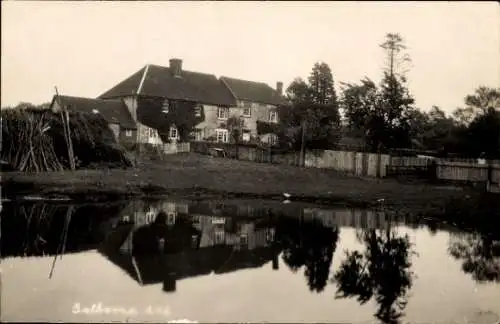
[303,208,387,229]
[98,200,280,293]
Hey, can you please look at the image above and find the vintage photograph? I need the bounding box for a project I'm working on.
[1,1,499,323]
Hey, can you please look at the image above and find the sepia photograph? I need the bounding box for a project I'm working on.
[1,1,499,323]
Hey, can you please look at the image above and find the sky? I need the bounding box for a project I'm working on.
[1,1,499,113]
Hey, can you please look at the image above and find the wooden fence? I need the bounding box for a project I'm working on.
[436,161,500,184]
[187,141,500,190]
[190,141,390,177]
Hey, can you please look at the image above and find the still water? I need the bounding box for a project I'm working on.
[1,198,499,323]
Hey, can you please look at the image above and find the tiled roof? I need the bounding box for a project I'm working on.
[51,95,136,129]
[220,76,285,106]
[98,64,236,107]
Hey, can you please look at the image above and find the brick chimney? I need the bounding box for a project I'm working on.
[276,81,283,96]
[169,58,182,78]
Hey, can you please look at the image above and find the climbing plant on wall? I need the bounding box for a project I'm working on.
[136,96,205,142]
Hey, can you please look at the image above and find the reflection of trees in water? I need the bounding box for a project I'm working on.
[449,232,500,283]
[443,193,500,283]
[277,217,339,293]
[332,223,414,324]
[1,202,126,257]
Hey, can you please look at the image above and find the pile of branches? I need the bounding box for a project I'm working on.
[1,108,63,172]
[1,108,132,172]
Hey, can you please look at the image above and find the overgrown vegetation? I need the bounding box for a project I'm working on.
[136,96,204,142]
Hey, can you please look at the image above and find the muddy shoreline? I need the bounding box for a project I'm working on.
[1,177,473,217]
[1,153,481,217]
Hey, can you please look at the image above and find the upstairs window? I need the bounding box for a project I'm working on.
[217,107,229,120]
[194,104,202,117]
[269,110,278,123]
[162,99,170,114]
[243,102,252,117]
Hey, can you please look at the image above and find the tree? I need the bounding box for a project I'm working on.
[308,62,337,106]
[464,86,500,115]
[463,108,500,159]
[226,116,242,143]
[340,78,380,150]
[340,33,415,152]
[286,78,313,105]
[275,63,341,150]
[452,107,475,126]
[380,33,412,77]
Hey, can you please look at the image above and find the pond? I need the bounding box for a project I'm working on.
[1,198,499,324]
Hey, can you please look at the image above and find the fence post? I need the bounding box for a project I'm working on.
[376,153,381,178]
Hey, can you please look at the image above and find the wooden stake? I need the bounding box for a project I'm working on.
[55,86,76,171]
[49,205,74,278]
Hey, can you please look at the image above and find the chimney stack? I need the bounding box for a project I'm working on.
[276,81,283,96]
[169,58,182,78]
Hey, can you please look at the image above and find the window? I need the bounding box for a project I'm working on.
[240,234,248,246]
[191,128,202,141]
[243,102,252,117]
[269,110,278,123]
[216,129,228,143]
[194,104,202,117]
[217,107,229,120]
[214,230,225,245]
[239,118,245,128]
[125,130,132,137]
[269,134,278,146]
[162,99,170,114]
[149,128,157,138]
[266,228,275,243]
[242,132,251,142]
[169,126,178,139]
[191,235,199,248]
[212,217,225,225]
[167,212,176,225]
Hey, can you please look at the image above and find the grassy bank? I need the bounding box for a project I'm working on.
[1,153,474,214]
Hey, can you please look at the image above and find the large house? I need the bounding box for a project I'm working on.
[97,58,285,146]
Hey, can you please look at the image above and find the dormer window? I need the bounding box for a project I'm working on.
[162,99,170,114]
[194,104,202,117]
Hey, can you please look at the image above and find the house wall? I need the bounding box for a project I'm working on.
[194,104,221,140]
[119,127,137,148]
[122,96,163,145]
[194,100,279,143]
[109,123,120,140]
